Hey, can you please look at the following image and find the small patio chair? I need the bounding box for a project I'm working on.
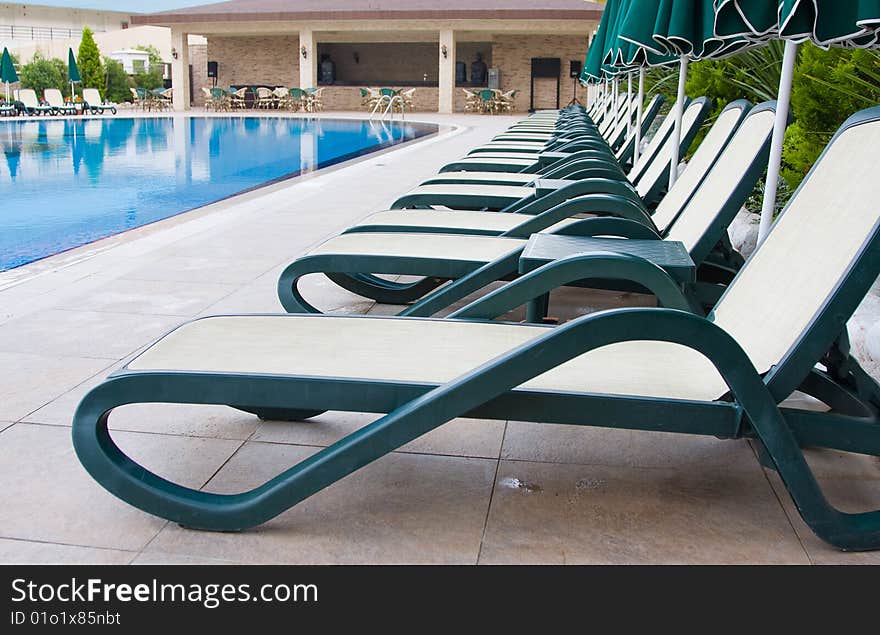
[230,87,248,110]
[255,87,275,109]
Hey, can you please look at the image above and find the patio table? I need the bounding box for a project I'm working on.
[518,233,696,322]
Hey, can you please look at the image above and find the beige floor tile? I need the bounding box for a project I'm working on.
[0,310,181,359]
[479,459,809,564]
[59,278,239,317]
[145,442,496,564]
[253,410,506,459]
[28,378,262,440]
[763,448,880,564]
[502,424,756,469]
[120,255,278,285]
[0,423,242,551]
[0,538,135,564]
[0,353,111,421]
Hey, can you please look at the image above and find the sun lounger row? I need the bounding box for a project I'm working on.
[13,88,116,116]
[73,101,880,551]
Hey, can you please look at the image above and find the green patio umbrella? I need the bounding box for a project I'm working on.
[68,48,81,100]
[714,1,880,243]
[1,47,18,102]
[619,0,751,188]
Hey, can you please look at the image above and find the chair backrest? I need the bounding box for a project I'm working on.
[626,98,687,185]
[44,88,64,107]
[631,97,711,200]
[256,87,272,98]
[83,88,101,104]
[211,87,227,99]
[380,88,397,97]
[19,88,38,108]
[650,100,750,232]
[479,89,495,101]
[290,87,305,99]
[710,107,880,398]
[664,101,776,263]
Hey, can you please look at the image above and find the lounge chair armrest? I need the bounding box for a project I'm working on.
[550,217,663,240]
[504,194,656,238]
[507,178,643,215]
[449,252,696,320]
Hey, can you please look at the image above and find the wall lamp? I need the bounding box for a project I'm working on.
[441,45,448,59]
[301,45,308,59]
[171,47,178,60]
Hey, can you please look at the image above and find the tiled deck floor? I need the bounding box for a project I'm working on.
[1,112,879,564]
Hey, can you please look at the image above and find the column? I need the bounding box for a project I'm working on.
[299,29,317,89]
[438,30,456,114]
[171,28,190,111]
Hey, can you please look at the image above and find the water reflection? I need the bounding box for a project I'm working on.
[0,116,436,270]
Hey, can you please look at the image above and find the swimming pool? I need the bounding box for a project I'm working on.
[0,116,437,271]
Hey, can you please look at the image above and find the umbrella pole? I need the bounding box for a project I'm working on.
[758,40,798,245]
[668,55,689,190]
[626,71,633,140]
[635,66,645,165]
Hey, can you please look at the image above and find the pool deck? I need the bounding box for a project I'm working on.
[1,111,879,565]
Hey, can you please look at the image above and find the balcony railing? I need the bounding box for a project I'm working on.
[0,25,106,42]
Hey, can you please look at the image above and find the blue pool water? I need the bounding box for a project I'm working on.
[0,117,437,271]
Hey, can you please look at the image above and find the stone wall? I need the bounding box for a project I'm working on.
[200,32,587,112]
[206,35,300,89]
[492,34,588,112]
[189,44,208,107]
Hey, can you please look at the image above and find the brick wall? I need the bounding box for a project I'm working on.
[201,32,587,112]
[492,34,588,112]
[206,35,300,88]
[189,44,208,107]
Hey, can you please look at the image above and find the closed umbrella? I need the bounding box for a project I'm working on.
[1,47,18,102]
[594,0,675,162]
[619,0,750,189]
[68,48,81,101]
[715,1,880,243]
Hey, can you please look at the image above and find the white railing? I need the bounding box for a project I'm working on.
[0,25,105,42]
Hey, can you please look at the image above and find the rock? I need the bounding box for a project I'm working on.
[727,208,760,258]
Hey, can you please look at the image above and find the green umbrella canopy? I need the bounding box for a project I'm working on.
[581,0,676,84]
[582,0,618,83]
[68,48,81,83]
[715,0,880,47]
[619,0,751,60]
[1,48,18,84]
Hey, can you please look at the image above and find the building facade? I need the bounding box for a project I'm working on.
[0,2,131,50]
[134,0,602,113]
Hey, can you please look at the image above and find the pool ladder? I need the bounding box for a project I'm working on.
[369,95,407,121]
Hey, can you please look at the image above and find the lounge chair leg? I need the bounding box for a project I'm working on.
[231,406,325,421]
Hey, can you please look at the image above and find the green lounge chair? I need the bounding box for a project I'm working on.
[82,88,117,115]
[440,96,679,175]
[423,98,717,209]
[277,101,776,316]
[348,100,751,240]
[388,101,712,215]
[44,88,77,115]
[17,89,55,116]
[73,107,880,550]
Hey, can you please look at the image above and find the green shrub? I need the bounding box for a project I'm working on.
[132,44,165,91]
[19,53,67,97]
[103,57,131,103]
[78,27,104,95]
[642,42,880,208]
